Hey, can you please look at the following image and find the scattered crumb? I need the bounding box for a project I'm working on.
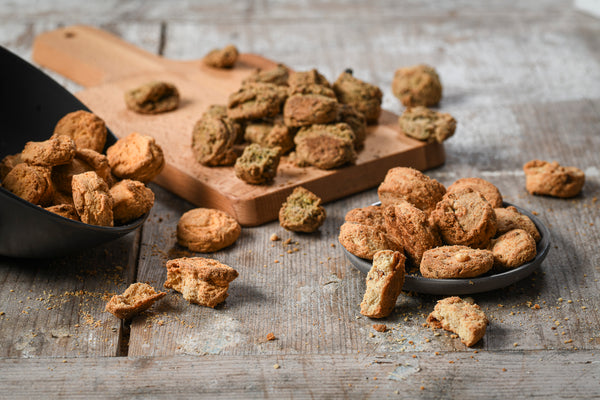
[270,234,280,241]
[373,324,387,332]
[266,332,276,341]
[283,238,292,245]
[502,368,507,372]
[273,363,280,369]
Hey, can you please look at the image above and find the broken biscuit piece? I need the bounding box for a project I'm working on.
[21,135,76,167]
[105,282,166,320]
[360,250,406,319]
[71,171,113,226]
[164,257,239,308]
[427,296,488,347]
[278,187,326,233]
[110,179,155,224]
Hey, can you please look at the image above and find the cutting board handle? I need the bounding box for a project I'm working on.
[33,25,168,87]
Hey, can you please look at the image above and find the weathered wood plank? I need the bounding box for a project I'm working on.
[0,232,139,357]
[1,351,599,399]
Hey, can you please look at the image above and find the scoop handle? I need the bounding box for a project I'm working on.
[33,25,167,87]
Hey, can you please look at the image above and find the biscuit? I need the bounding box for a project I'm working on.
[335,103,367,150]
[377,167,446,214]
[110,179,155,224]
[44,204,80,221]
[105,282,166,319]
[491,229,537,270]
[244,119,294,154]
[202,104,244,143]
[242,64,290,86]
[333,71,382,124]
[392,64,442,107]
[288,69,330,88]
[360,250,406,319]
[523,159,585,198]
[177,208,241,252]
[287,84,336,98]
[71,171,114,227]
[283,93,338,127]
[125,81,180,114]
[3,163,53,205]
[52,110,107,153]
[494,206,541,242]
[383,201,441,266]
[227,82,288,121]
[0,153,23,180]
[420,246,494,279]
[398,106,456,143]
[164,257,239,308]
[191,114,239,166]
[106,132,165,182]
[203,44,239,68]
[279,187,326,233]
[344,205,386,230]
[234,144,281,185]
[293,123,357,169]
[21,135,76,167]
[447,177,503,208]
[51,149,112,195]
[430,187,497,248]
[338,222,402,260]
[427,296,488,347]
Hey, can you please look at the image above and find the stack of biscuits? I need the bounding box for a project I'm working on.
[0,110,163,227]
[191,64,383,185]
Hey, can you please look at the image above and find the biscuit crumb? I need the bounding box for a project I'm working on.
[266,332,276,341]
[372,324,388,332]
[270,234,280,241]
[273,364,280,369]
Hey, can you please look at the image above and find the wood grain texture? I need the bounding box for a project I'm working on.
[1,351,599,399]
[0,0,599,396]
[0,233,139,357]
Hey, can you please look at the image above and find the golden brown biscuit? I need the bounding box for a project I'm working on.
[234,144,281,185]
[177,208,241,252]
[398,106,456,143]
[427,296,488,347]
[278,187,326,233]
[283,93,338,127]
[125,81,180,114]
[244,120,294,154]
[71,171,114,227]
[430,188,497,248]
[383,201,441,266]
[447,177,503,208]
[491,229,537,270]
[392,64,442,107]
[523,159,585,198]
[420,245,494,279]
[0,153,23,180]
[377,167,446,214]
[44,204,79,221]
[191,114,239,166]
[344,205,386,230]
[105,282,166,319]
[333,71,382,124]
[52,110,107,153]
[338,222,401,260]
[106,132,165,183]
[242,64,290,86]
[293,123,357,169]
[3,163,53,205]
[21,135,76,167]
[494,206,541,242]
[52,148,113,195]
[203,44,239,68]
[164,257,239,308]
[227,82,288,121]
[110,179,155,224]
[360,250,406,319]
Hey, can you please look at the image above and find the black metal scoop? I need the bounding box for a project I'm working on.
[0,46,148,258]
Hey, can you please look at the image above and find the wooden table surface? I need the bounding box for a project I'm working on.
[1,1,599,398]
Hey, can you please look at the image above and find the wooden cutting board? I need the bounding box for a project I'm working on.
[32,25,445,226]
